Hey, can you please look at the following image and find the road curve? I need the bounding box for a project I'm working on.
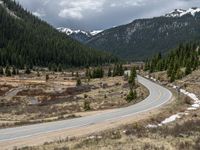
[0,75,172,142]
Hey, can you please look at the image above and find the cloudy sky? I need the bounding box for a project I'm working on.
[15,0,200,30]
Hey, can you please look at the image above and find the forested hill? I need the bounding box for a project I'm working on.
[87,8,200,61]
[0,0,118,69]
[145,42,200,82]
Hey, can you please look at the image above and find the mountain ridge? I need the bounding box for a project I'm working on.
[165,7,200,17]
[57,27,103,43]
[86,7,200,60]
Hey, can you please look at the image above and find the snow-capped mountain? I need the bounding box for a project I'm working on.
[165,7,200,17]
[87,7,200,60]
[57,27,103,43]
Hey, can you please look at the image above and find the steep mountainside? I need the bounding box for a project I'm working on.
[87,8,200,60]
[0,0,117,68]
[57,27,102,43]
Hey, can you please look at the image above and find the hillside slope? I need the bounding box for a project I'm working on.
[87,8,200,60]
[0,0,117,68]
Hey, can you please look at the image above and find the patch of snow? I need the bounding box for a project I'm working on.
[187,93,199,101]
[87,135,95,140]
[97,136,102,139]
[179,88,200,110]
[146,79,200,128]
[173,85,177,89]
[146,124,158,128]
[123,130,127,133]
[90,30,103,36]
[192,104,200,108]
[124,70,131,76]
[160,114,181,125]
[187,107,197,110]
[150,77,157,81]
[184,112,189,115]
[181,8,200,16]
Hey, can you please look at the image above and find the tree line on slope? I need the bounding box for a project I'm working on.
[0,0,118,69]
[145,42,200,82]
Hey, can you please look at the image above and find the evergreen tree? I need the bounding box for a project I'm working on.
[0,67,4,75]
[51,64,57,72]
[84,101,91,111]
[12,66,17,75]
[25,66,31,74]
[146,42,200,81]
[91,67,104,78]
[126,88,137,102]
[112,64,124,76]
[76,72,79,78]
[16,69,19,75]
[58,64,62,72]
[128,67,137,87]
[5,66,11,76]
[119,64,124,76]
[46,74,49,81]
[185,63,192,75]
[76,78,82,86]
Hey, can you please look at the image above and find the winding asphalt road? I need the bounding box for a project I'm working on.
[0,75,172,143]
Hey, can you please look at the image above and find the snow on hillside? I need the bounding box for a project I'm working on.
[57,27,103,36]
[165,7,200,17]
[90,30,103,36]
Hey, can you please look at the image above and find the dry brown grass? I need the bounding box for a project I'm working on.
[16,78,200,150]
[0,72,148,128]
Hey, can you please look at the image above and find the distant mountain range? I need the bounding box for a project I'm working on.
[58,8,200,61]
[85,7,200,60]
[57,27,102,43]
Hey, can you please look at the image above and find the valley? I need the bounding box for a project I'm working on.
[0,0,200,149]
[16,69,200,150]
[0,67,148,128]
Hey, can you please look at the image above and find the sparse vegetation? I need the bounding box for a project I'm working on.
[5,66,11,76]
[126,89,137,102]
[0,65,148,128]
[83,101,91,111]
[76,78,82,86]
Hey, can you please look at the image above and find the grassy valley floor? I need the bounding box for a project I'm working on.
[0,70,148,128]
[18,69,200,150]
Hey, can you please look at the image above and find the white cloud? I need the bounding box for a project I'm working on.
[59,8,83,19]
[32,10,45,17]
[109,0,146,8]
[15,0,200,30]
[58,0,105,19]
